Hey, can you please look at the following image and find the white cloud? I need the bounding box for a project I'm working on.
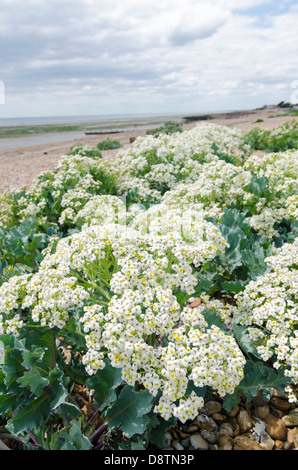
[0,0,297,116]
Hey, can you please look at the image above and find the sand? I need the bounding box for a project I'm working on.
[0,109,297,194]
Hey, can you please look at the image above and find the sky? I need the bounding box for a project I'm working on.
[0,0,297,118]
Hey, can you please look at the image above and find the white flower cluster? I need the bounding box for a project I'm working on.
[0,194,14,229]
[110,123,249,203]
[161,160,252,221]
[130,202,227,258]
[15,152,106,226]
[244,149,298,237]
[0,221,245,422]
[70,195,128,229]
[235,237,298,401]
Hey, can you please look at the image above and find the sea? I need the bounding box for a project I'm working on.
[0,112,194,151]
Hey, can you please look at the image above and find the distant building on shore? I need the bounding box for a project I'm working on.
[262,104,281,110]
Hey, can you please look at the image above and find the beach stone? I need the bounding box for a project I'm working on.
[190,434,209,450]
[212,412,227,423]
[274,440,284,450]
[228,404,239,418]
[198,417,217,431]
[176,429,190,439]
[287,427,298,446]
[218,430,234,450]
[219,423,234,438]
[172,440,184,450]
[232,422,241,437]
[259,431,275,451]
[203,401,222,416]
[200,429,219,444]
[272,389,289,399]
[186,425,199,433]
[181,438,191,448]
[283,441,293,451]
[237,408,252,434]
[273,408,286,418]
[265,414,287,441]
[256,405,270,420]
[270,397,293,412]
[164,433,173,448]
[189,298,202,308]
[282,410,298,427]
[196,413,209,424]
[253,392,270,406]
[233,436,263,450]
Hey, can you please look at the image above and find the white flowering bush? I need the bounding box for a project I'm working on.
[14,152,118,231]
[0,193,15,229]
[0,120,297,450]
[110,123,249,203]
[161,160,252,221]
[0,221,247,425]
[235,238,298,402]
[243,149,298,237]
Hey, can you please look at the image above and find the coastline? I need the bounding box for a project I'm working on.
[0,108,297,194]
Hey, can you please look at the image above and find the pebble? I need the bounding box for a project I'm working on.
[165,389,298,452]
[190,434,209,450]
[200,429,219,444]
[287,427,298,446]
[189,298,202,308]
[256,405,270,419]
[282,410,298,427]
[172,440,185,450]
[233,436,263,450]
[202,401,222,416]
[265,414,287,441]
[198,417,217,432]
[259,431,275,450]
[228,404,239,418]
[270,397,293,411]
[218,430,234,450]
[237,408,252,433]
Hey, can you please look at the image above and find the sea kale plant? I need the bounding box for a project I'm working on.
[0,121,297,450]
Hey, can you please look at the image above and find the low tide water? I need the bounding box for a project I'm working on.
[0,112,188,151]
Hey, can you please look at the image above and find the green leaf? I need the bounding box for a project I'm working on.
[247,175,268,197]
[223,360,291,411]
[86,359,122,409]
[17,366,49,396]
[241,247,270,280]
[23,329,56,372]
[47,369,69,410]
[148,416,176,448]
[243,361,290,400]
[2,346,25,390]
[221,280,248,293]
[203,310,231,335]
[59,420,92,450]
[106,386,153,438]
[59,402,82,420]
[223,228,243,269]
[0,394,21,415]
[11,391,52,434]
[231,319,261,359]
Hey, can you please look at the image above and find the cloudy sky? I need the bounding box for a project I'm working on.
[0,0,297,118]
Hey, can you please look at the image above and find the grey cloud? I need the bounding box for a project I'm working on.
[0,0,297,117]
